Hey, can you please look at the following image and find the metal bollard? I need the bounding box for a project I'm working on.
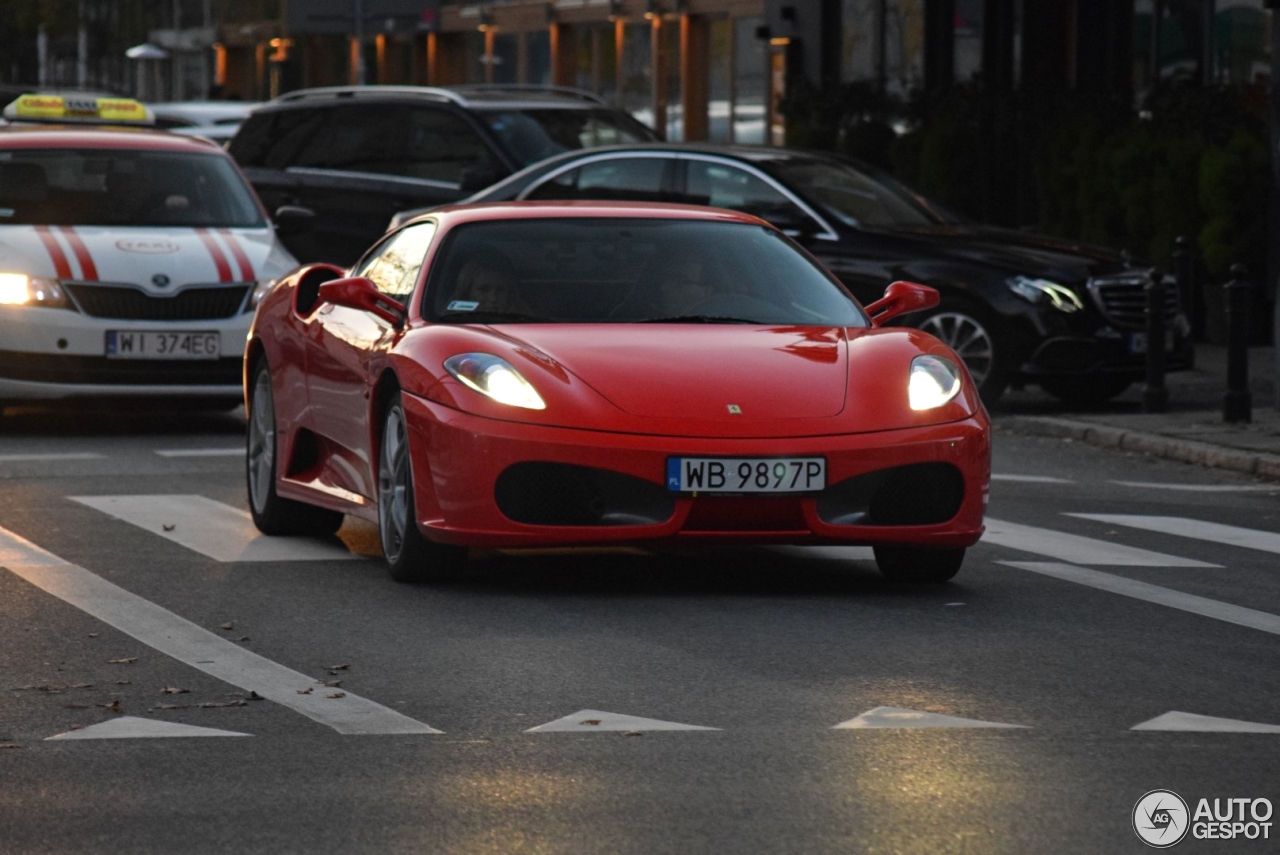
[1223,264,1252,423]
[1142,270,1168,413]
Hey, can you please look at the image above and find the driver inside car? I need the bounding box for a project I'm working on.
[452,256,530,315]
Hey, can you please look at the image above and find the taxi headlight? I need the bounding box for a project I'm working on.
[444,353,545,410]
[909,355,962,410]
[0,273,67,308]
[247,279,276,311]
[1006,276,1083,313]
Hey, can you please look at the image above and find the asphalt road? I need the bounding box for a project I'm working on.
[2,406,1279,854]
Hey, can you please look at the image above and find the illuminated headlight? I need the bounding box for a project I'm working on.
[909,355,962,410]
[444,353,546,410]
[0,273,67,308]
[1006,276,1082,312]
[247,279,276,311]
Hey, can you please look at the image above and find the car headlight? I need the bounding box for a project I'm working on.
[1006,276,1082,312]
[247,279,276,311]
[0,273,68,308]
[909,355,962,410]
[444,353,546,410]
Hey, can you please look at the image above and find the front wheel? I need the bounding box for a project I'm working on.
[378,394,468,583]
[874,546,965,584]
[246,360,344,536]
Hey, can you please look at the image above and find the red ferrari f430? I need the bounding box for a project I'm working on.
[245,202,989,583]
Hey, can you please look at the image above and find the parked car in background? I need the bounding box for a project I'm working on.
[394,144,1192,406]
[150,100,260,145]
[227,85,659,266]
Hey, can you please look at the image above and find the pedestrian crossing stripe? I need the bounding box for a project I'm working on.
[833,707,1027,729]
[1131,712,1280,733]
[983,517,1217,567]
[1068,514,1280,556]
[526,710,719,732]
[46,716,251,740]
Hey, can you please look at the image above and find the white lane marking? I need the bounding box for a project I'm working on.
[983,517,1217,567]
[1131,712,1280,733]
[991,474,1074,484]
[1068,514,1280,556]
[1001,561,1280,637]
[0,525,440,735]
[833,706,1027,729]
[1110,481,1278,493]
[0,453,104,462]
[70,495,355,562]
[526,709,719,732]
[154,448,243,458]
[47,717,250,740]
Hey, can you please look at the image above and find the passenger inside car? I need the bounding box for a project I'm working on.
[451,255,531,315]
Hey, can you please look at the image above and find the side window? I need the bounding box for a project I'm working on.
[685,161,804,220]
[229,109,327,170]
[524,157,668,202]
[291,104,408,175]
[401,109,493,185]
[353,222,438,298]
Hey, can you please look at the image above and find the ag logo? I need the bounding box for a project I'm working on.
[1133,790,1190,848]
[116,238,180,254]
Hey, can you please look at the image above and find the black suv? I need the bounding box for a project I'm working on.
[227,85,658,265]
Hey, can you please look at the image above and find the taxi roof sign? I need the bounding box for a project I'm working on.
[3,94,155,125]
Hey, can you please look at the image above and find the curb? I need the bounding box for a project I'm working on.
[1001,416,1280,482]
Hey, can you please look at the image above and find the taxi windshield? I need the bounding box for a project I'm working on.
[426,218,868,327]
[0,148,265,228]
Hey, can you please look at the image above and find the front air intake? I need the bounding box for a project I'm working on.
[495,462,675,526]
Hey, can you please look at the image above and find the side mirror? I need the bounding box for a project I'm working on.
[864,281,940,327]
[273,205,315,236]
[458,163,501,193]
[316,276,406,327]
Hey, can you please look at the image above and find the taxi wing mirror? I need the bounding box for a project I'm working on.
[317,276,406,327]
[865,281,939,327]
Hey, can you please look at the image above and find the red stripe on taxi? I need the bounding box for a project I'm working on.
[58,226,99,281]
[217,229,255,281]
[34,226,72,279]
[194,228,233,283]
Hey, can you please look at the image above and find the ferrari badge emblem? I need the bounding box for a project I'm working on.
[726,404,742,415]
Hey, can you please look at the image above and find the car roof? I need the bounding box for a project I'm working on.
[0,124,227,152]
[418,200,770,230]
[264,84,607,112]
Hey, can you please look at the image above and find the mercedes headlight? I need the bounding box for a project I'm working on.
[909,355,962,410]
[1006,276,1082,313]
[0,273,67,308]
[444,353,545,410]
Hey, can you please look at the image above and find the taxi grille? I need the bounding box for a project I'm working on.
[1088,276,1180,331]
[66,284,250,321]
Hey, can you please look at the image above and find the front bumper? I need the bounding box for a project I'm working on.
[404,393,990,549]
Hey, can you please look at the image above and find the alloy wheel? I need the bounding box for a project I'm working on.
[247,369,275,515]
[918,312,995,388]
[378,405,411,564]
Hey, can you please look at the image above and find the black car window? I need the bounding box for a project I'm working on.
[291,103,409,175]
[480,109,657,167]
[684,160,811,223]
[401,108,492,185]
[766,159,944,227]
[524,157,668,202]
[425,218,867,327]
[228,108,326,169]
[352,221,438,298]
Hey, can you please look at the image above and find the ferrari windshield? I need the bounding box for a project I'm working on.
[426,217,868,326]
[0,148,265,227]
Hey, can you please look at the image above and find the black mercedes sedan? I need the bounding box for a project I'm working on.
[391,144,1192,406]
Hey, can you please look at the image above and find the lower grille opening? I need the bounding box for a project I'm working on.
[816,462,965,526]
[495,462,675,527]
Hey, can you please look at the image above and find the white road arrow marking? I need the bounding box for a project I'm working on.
[991,474,1073,484]
[1068,514,1280,556]
[70,495,355,562]
[1131,712,1280,733]
[983,517,1218,567]
[833,706,1026,729]
[46,717,250,740]
[526,709,719,732]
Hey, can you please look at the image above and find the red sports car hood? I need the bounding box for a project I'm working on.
[497,325,848,420]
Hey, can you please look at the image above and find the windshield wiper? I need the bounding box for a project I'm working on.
[438,310,546,323]
[639,315,764,324]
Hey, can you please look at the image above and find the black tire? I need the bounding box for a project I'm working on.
[246,360,344,536]
[911,299,1009,406]
[1039,374,1133,408]
[377,393,468,583]
[874,546,965,584]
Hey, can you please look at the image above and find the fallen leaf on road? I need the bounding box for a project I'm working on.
[162,524,175,532]
[160,687,189,695]
[324,692,346,699]
[328,664,350,671]
[580,719,602,726]
[322,680,342,688]
[107,658,137,665]
[0,743,20,749]
[220,622,235,631]
[67,724,84,731]
[237,637,250,642]
[248,691,264,701]
[296,687,313,695]
[198,700,247,708]
[97,700,124,713]
[622,731,643,737]
[114,680,131,685]
[87,633,99,638]
[70,683,93,689]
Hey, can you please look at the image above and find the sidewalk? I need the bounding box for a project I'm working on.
[994,345,1280,480]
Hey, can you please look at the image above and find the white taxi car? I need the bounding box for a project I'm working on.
[0,94,297,407]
